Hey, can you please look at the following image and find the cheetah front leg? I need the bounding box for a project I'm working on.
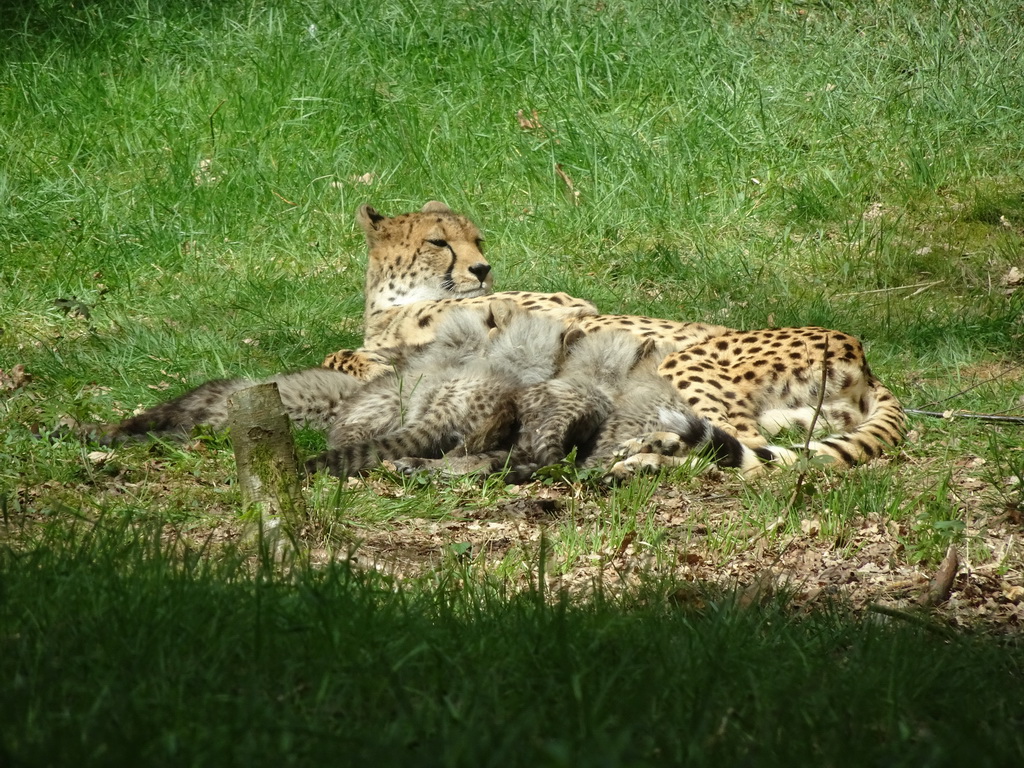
[321,348,400,381]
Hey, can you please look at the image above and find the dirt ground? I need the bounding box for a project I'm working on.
[8,441,1022,632]
[262,449,1022,631]
[318,467,1022,631]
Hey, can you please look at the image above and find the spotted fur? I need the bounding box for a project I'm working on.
[648,326,906,468]
[322,201,598,378]
[327,203,906,473]
[516,331,770,481]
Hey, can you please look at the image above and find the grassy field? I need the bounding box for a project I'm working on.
[3,519,1022,766]
[2,0,1024,764]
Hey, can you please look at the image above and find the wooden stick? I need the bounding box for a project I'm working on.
[866,604,956,638]
[227,383,307,551]
[905,409,1024,425]
[915,363,1024,409]
[836,280,944,298]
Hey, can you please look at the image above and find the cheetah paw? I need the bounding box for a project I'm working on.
[617,431,689,459]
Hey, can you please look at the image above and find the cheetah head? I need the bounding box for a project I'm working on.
[359,201,492,312]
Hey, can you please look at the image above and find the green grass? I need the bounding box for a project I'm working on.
[2,1,1024,763]
[2,519,1022,767]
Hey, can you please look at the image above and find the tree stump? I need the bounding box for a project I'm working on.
[226,382,306,553]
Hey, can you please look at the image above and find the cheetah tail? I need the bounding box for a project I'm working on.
[773,382,907,468]
[657,409,770,473]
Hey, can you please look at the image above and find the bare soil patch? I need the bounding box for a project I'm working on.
[8,445,1021,631]
[302,458,1024,631]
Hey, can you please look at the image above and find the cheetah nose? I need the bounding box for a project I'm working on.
[469,263,491,283]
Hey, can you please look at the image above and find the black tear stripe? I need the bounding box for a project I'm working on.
[441,247,458,292]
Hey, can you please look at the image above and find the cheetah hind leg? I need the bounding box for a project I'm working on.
[605,409,773,484]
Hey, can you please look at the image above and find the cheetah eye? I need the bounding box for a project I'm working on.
[427,238,449,248]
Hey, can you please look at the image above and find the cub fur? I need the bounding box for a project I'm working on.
[411,329,768,482]
[71,368,364,445]
[310,304,571,477]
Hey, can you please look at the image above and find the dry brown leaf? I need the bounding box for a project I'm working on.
[516,108,543,130]
[0,364,30,392]
[1003,584,1024,603]
[800,518,821,536]
[1001,266,1022,295]
[555,164,580,205]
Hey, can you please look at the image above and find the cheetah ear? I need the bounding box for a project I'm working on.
[562,326,587,352]
[636,338,659,362]
[356,204,387,233]
[420,201,452,214]
[487,298,522,333]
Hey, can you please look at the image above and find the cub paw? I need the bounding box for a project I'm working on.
[391,457,433,476]
[617,431,688,459]
[603,453,668,484]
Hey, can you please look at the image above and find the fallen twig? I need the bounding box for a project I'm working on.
[784,336,830,511]
[866,603,956,638]
[836,280,944,298]
[916,363,1024,409]
[865,545,960,633]
[905,409,1024,425]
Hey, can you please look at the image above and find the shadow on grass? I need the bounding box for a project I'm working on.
[0,0,246,46]
[2,515,1022,767]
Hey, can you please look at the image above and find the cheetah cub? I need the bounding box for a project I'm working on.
[514,330,769,481]
[401,329,765,483]
[308,303,571,477]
